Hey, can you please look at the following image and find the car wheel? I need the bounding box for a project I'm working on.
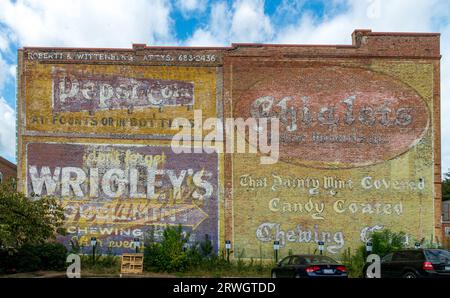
[271,272,277,278]
[403,271,417,278]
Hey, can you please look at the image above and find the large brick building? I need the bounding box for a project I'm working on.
[16,29,442,258]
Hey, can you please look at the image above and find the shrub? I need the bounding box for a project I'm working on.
[236,249,245,272]
[31,242,68,270]
[143,225,189,272]
[340,229,408,278]
[341,246,366,278]
[371,229,407,257]
[199,234,213,257]
[186,245,203,268]
[0,242,67,273]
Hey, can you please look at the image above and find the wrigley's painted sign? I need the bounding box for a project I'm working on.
[26,142,219,253]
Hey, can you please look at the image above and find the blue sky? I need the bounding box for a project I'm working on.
[0,0,449,175]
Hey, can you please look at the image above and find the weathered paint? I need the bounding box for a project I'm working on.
[225,58,437,258]
[17,30,441,258]
[18,47,224,253]
[52,68,195,112]
[23,63,218,137]
[234,65,430,168]
[26,142,219,254]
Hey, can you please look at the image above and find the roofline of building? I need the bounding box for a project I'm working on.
[0,156,16,170]
[19,29,441,52]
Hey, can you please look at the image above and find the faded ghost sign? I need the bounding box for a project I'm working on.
[26,142,219,253]
[227,60,435,258]
[234,66,430,168]
[23,63,218,137]
[52,68,195,112]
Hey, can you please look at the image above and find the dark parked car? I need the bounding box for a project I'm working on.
[364,249,450,278]
[271,255,348,278]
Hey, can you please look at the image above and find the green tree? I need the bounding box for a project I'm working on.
[443,170,450,201]
[199,234,213,257]
[0,181,65,253]
[341,229,407,278]
[341,246,366,278]
[143,224,189,272]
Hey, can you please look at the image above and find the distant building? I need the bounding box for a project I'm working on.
[0,156,17,184]
[444,201,450,221]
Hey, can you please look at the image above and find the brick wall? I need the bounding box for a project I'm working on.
[17,29,441,257]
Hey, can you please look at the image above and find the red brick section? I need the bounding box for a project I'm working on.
[434,56,443,245]
[0,156,17,184]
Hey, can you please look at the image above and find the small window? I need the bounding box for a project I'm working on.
[303,255,337,264]
[291,256,303,265]
[393,250,424,261]
[393,251,409,261]
[407,251,425,260]
[425,250,450,264]
[444,203,450,221]
[0,171,3,183]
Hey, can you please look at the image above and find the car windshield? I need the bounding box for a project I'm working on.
[303,256,337,264]
[425,250,450,263]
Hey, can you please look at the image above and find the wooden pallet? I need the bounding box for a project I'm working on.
[120,253,144,274]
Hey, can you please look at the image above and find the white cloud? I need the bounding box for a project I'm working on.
[8,65,16,80]
[274,0,442,45]
[176,0,208,17]
[186,0,273,46]
[186,1,232,46]
[0,54,13,90]
[0,0,175,48]
[0,30,9,51]
[0,97,15,161]
[0,52,16,91]
[230,0,273,42]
